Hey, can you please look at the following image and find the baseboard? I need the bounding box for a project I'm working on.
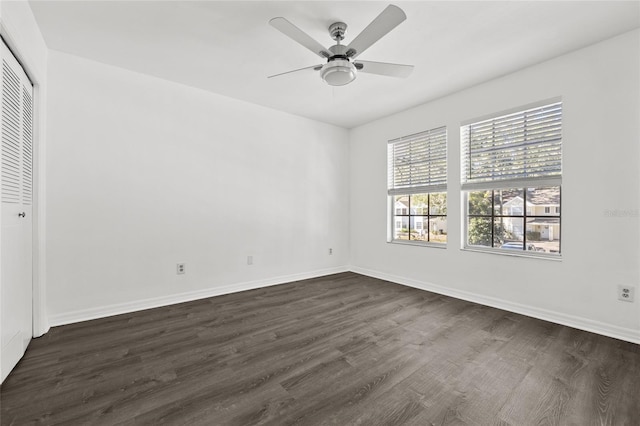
[349,265,640,345]
[49,266,349,327]
[48,264,639,345]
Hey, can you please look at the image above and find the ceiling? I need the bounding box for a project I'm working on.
[29,1,640,128]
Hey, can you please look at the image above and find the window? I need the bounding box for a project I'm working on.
[467,187,560,253]
[461,101,562,255]
[388,126,447,244]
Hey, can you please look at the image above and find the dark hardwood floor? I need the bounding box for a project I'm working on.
[2,272,639,425]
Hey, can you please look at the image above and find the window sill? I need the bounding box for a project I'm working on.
[461,246,561,261]
[388,240,447,249]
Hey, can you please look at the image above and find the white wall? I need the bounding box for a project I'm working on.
[46,51,349,324]
[349,30,640,343]
[10,6,639,344]
[0,1,49,336]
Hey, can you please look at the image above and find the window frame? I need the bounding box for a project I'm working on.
[463,187,561,258]
[461,99,562,258]
[390,192,448,246]
[387,126,448,247]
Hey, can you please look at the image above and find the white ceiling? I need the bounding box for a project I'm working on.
[29,1,640,128]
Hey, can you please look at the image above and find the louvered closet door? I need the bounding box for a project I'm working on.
[0,39,33,383]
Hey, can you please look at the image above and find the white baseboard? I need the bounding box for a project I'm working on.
[49,266,349,327]
[48,264,639,345]
[349,265,640,345]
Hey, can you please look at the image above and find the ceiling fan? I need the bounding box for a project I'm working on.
[268,4,413,86]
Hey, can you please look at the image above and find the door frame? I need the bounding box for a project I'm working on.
[1,20,48,337]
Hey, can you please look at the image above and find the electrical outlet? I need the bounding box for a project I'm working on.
[177,263,186,275]
[247,255,253,265]
[329,248,333,255]
[618,285,635,302]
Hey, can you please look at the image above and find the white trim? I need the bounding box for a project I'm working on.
[461,246,561,260]
[349,266,640,344]
[49,266,349,327]
[388,240,446,249]
[31,75,48,337]
[47,264,639,345]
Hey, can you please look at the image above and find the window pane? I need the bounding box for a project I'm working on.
[394,216,410,240]
[494,188,524,216]
[499,217,524,242]
[492,218,506,246]
[527,218,560,253]
[465,185,560,255]
[527,186,560,217]
[410,217,428,241]
[468,217,492,247]
[409,194,429,215]
[429,216,447,243]
[468,190,492,215]
[394,195,409,215]
[391,192,447,245]
[499,240,524,250]
[429,192,447,215]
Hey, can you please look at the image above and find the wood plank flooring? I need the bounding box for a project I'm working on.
[1,272,639,425]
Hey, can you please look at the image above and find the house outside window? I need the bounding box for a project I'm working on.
[388,126,447,245]
[461,101,562,255]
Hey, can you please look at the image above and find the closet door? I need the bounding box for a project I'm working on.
[0,39,33,383]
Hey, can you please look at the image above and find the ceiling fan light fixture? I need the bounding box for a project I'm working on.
[320,59,357,86]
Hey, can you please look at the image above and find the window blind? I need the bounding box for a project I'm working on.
[388,126,447,195]
[461,102,562,190]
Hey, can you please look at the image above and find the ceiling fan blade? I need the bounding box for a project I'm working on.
[268,64,323,79]
[346,5,406,59]
[355,60,413,78]
[269,17,331,59]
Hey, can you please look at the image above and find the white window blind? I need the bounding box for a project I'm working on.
[388,126,447,195]
[461,102,562,190]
